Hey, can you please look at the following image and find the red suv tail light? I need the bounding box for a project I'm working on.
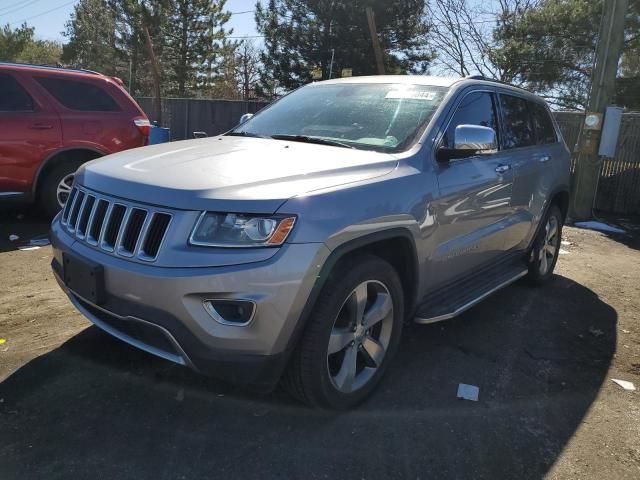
[134,117,151,137]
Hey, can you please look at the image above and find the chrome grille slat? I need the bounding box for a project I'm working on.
[82,196,100,241]
[62,187,78,224]
[114,206,133,255]
[69,192,87,232]
[64,187,171,262]
[134,211,154,257]
[76,195,96,239]
[97,202,115,248]
[87,199,109,245]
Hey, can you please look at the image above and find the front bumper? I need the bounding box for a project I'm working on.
[50,218,330,389]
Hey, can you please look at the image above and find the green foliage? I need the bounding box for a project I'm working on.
[0,23,62,65]
[255,0,432,92]
[62,0,235,98]
[492,0,640,110]
[62,0,119,75]
[163,0,235,97]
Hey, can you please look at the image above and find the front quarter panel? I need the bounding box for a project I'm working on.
[281,158,438,297]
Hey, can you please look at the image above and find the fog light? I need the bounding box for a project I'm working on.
[203,300,255,326]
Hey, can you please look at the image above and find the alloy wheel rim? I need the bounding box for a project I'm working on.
[539,215,559,275]
[56,173,75,208]
[327,280,394,394]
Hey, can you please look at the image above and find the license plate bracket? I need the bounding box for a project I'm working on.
[62,252,105,305]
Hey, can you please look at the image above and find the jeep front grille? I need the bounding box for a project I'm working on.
[61,187,172,261]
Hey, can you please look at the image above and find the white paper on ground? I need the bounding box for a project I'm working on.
[574,221,626,234]
[457,383,479,401]
[611,379,636,391]
[18,246,41,251]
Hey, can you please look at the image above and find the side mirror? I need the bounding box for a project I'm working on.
[438,125,497,161]
[239,113,254,125]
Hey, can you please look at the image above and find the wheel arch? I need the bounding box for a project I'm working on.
[527,186,570,252]
[33,147,106,196]
[283,228,419,359]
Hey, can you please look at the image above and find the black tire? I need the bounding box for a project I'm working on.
[283,254,404,409]
[38,160,84,218]
[527,204,563,285]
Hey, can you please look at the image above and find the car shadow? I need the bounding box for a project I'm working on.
[0,209,51,253]
[0,275,616,479]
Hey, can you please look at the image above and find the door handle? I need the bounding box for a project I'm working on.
[539,155,551,163]
[30,123,53,130]
[495,164,511,174]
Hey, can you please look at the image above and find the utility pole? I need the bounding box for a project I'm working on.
[570,0,628,219]
[365,7,385,75]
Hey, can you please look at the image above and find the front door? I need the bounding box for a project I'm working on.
[428,90,516,288]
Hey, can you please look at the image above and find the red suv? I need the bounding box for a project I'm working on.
[0,63,150,216]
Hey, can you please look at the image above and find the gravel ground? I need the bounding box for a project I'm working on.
[0,210,639,479]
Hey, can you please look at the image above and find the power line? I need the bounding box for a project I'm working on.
[18,0,76,23]
[1,0,44,17]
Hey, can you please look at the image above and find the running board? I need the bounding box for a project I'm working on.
[414,263,528,324]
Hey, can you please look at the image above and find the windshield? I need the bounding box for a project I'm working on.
[230,83,449,152]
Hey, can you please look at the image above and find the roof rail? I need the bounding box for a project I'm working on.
[463,74,518,88]
[0,61,101,76]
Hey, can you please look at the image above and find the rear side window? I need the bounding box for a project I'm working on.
[529,101,557,144]
[35,77,120,112]
[0,73,34,111]
[499,94,535,149]
[443,91,498,148]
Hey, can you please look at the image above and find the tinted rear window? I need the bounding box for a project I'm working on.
[36,77,120,111]
[500,94,535,149]
[529,101,557,144]
[0,73,35,111]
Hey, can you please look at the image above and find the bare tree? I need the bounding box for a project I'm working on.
[234,40,261,100]
[427,0,538,81]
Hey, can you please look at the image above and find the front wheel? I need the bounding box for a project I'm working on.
[38,160,84,218]
[527,204,563,285]
[283,255,404,409]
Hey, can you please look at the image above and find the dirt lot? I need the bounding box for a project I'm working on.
[1,209,639,479]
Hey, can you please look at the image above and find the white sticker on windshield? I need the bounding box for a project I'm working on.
[385,90,437,100]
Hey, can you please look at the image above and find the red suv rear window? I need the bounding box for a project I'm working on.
[35,76,121,112]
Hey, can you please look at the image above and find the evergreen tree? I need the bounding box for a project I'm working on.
[62,0,119,75]
[492,0,640,109]
[163,0,234,97]
[255,0,432,91]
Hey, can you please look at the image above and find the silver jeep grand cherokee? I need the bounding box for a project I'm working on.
[51,75,570,409]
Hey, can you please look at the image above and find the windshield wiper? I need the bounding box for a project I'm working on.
[225,131,268,138]
[270,134,355,149]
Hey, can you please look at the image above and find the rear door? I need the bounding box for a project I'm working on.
[0,72,61,194]
[430,89,516,286]
[497,93,548,251]
[32,75,144,154]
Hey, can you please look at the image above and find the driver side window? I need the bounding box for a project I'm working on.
[443,91,498,149]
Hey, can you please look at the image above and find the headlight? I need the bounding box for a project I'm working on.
[189,212,296,247]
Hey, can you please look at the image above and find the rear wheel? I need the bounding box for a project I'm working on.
[38,160,84,218]
[284,255,404,409]
[527,204,563,285]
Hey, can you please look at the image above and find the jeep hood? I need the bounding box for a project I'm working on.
[77,136,398,213]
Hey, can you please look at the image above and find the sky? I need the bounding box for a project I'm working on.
[0,0,261,43]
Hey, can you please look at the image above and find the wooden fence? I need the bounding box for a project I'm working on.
[556,112,640,215]
[136,98,640,215]
[136,97,269,141]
